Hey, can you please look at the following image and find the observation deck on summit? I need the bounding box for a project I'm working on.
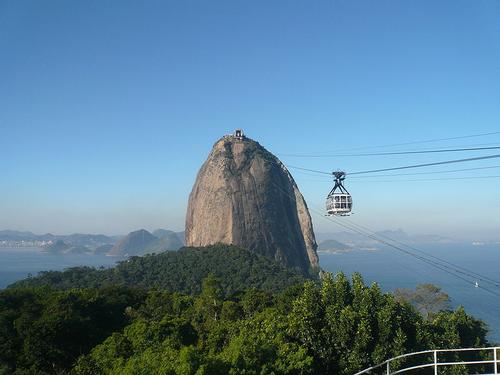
[234,129,245,140]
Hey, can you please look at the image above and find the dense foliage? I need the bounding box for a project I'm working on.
[0,286,145,374]
[0,272,488,375]
[394,283,451,320]
[9,245,307,296]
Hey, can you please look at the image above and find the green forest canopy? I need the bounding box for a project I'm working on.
[10,245,308,296]
[0,244,490,375]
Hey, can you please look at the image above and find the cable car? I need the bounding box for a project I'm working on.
[326,171,352,216]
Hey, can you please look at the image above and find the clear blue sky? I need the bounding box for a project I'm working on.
[1,0,499,239]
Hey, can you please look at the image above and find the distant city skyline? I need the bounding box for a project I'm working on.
[1,1,499,241]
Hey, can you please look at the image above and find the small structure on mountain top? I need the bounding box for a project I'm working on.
[234,129,245,140]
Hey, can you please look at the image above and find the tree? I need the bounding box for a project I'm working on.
[394,284,450,319]
[0,274,490,375]
[197,274,223,323]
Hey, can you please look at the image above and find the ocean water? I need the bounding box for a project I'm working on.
[319,243,500,343]
[0,247,120,289]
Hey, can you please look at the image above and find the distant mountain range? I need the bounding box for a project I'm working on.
[1,228,471,256]
[316,229,456,251]
[0,230,116,246]
[109,229,185,256]
[0,229,185,256]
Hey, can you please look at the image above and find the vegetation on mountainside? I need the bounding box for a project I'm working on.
[394,284,451,320]
[9,245,308,296]
[0,273,488,375]
[0,286,145,375]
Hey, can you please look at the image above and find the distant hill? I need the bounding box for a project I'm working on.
[176,231,186,245]
[63,233,115,247]
[42,240,70,253]
[9,244,308,296]
[317,239,351,253]
[148,236,183,252]
[94,244,114,255]
[0,230,37,240]
[152,229,175,238]
[108,229,158,256]
[0,230,56,242]
[66,246,92,254]
[151,229,183,251]
[0,230,115,248]
[109,229,183,256]
[42,240,92,255]
[1,229,184,254]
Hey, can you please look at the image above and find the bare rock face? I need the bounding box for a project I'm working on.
[185,132,319,274]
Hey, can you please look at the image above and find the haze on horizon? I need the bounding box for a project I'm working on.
[1,1,499,241]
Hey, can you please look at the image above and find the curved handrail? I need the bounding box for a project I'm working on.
[353,346,499,375]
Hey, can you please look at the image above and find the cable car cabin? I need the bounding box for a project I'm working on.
[326,171,352,216]
[326,194,352,216]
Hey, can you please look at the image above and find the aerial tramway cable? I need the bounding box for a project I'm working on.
[294,174,500,184]
[270,179,500,298]
[291,166,500,182]
[347,164,500,179]
[285,165,332,175]
[275,136,500,297]
[307,203,500,298]
[280,130,500,155]
[349,153,500,175]
[281,145,500,158]
[347,175,500,183]
[341,217,500,288]
[319,213,500,299]
[286,153,500,176]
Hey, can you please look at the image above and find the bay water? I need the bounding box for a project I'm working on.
[0,247,119,289]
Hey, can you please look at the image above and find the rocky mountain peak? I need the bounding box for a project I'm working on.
[185,131,319,274]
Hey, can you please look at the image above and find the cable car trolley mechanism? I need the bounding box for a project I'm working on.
[326,171,352,216]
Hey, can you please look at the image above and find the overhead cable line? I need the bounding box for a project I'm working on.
[279,142,500,158]
[344,130,500,150]
[286,153,500,176]
[308,208,500,298]
[348,175,500,183]
[342,218,500,288]
[280,145,500,158]
[324,216,500,298]
[280,130,500,154]
[292,165,500,180]
[295,175,500,184]
[285,165,332,175]
[270,179,500,298]
[347,165,500,179]
[349,154,500,175]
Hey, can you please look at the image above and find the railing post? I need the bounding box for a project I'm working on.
[494,347,498,375]
[434,350,438,375]
[386,361,390,375]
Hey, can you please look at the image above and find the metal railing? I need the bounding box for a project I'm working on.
[354,347,499,375]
